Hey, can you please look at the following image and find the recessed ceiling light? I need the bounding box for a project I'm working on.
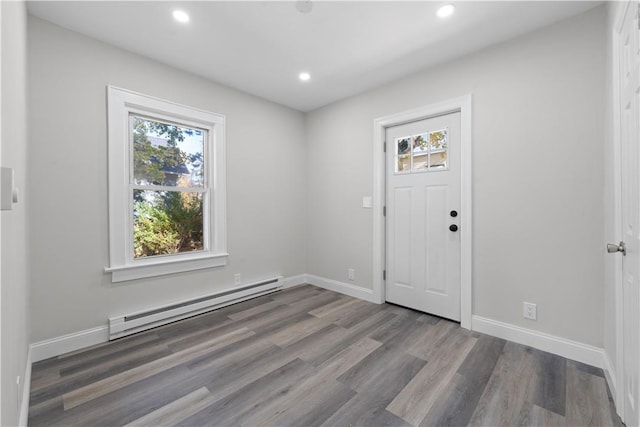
[173,10,190,23]
[437,4,456,18]
[299,72,311,82]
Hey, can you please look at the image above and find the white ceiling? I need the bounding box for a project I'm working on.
[27,1,601,112]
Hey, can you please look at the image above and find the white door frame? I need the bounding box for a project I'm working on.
[372,95,473,329]
[612,1,630,419]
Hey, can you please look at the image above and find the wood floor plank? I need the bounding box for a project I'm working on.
[58,339,169,377]
[63,327,255,410]
[152,309,232,340]
[308,296,358,318]
[332,300,387,329]
[32,365,205,427]
[227,298,284,320]
[31,341,173,406]
[286,290,344,312]
[268,314,333,347]
[369,309,430,349]
[178,358,313,426]
[269,284,323,304]
[307,310,397,365]
[337,344,427,404]
[321,393,413,427]
[281,323,351,361]
[419,335,507,427]
[406,319,457,360]
[253,338,381,426]
[387,328,477,425]
[517,402,566,427]
[316,337,383,379]
[184,334,275,373]
[123,387,217,427]
[531,348,567,416]
[309,298,371,325]
[265,381,355,427]
[31,332,163,390]
[565,361,616,426]
[239,369,355,426]
[28,396,64,426]
[200,341,301,403]
[467,342,537,427]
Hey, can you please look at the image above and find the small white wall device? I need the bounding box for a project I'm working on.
[1,167,19,210]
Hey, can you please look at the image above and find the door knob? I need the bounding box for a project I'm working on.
[450,210,458,217]
[607,241,626,256]
[449,224,458,232]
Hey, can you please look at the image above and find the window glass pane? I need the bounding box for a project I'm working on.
[428,129,448,169]
[132,116,205,187]
[396,137,411,173]
[133,190,204,258]
[412,133,429,171]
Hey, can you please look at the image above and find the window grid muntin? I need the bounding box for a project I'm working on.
[394,127,449,175]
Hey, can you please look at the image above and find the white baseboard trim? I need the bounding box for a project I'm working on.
[280,274,307,289]
[18,346,32,427]
[305,274,377,303]
[31,325,109,363]
[472,315,604,368]
[602,350,617,404]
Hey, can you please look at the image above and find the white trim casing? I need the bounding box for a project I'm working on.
[31,326,110,363]
[106,86,228,282]
[18,347,31,427]
[305,274,377,303]
[372,95,473,328]
[18,346,33,427]
[472,316,605,369]
[603,349,617,404]
[280,274,307,289]
[105,252,229,282]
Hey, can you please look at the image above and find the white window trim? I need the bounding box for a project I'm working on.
[105,86,227,282]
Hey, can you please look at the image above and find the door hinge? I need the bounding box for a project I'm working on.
[383,141,386,152]
[383,206,386,216]
[383,270,386,280]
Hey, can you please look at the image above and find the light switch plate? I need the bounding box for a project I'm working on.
[362,196,373,208]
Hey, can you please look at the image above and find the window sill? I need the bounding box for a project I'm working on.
[105,253,228,283]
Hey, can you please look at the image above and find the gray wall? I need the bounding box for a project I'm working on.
[2,1,30,424]
[28,17,307,342]
[306,6,606,347]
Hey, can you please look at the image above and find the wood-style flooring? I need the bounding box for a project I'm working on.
[29,285,622,426]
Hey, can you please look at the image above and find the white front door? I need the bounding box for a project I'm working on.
[616,2,640,425]
[385,112,461,321]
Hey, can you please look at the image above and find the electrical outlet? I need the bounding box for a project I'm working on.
[523,302,537,320]
[234,273,241,285]
[348,268,355,281]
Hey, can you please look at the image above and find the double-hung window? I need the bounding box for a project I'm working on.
[106,86,227,282]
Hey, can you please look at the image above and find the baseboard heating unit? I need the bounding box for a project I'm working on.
[108,276,283,339]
